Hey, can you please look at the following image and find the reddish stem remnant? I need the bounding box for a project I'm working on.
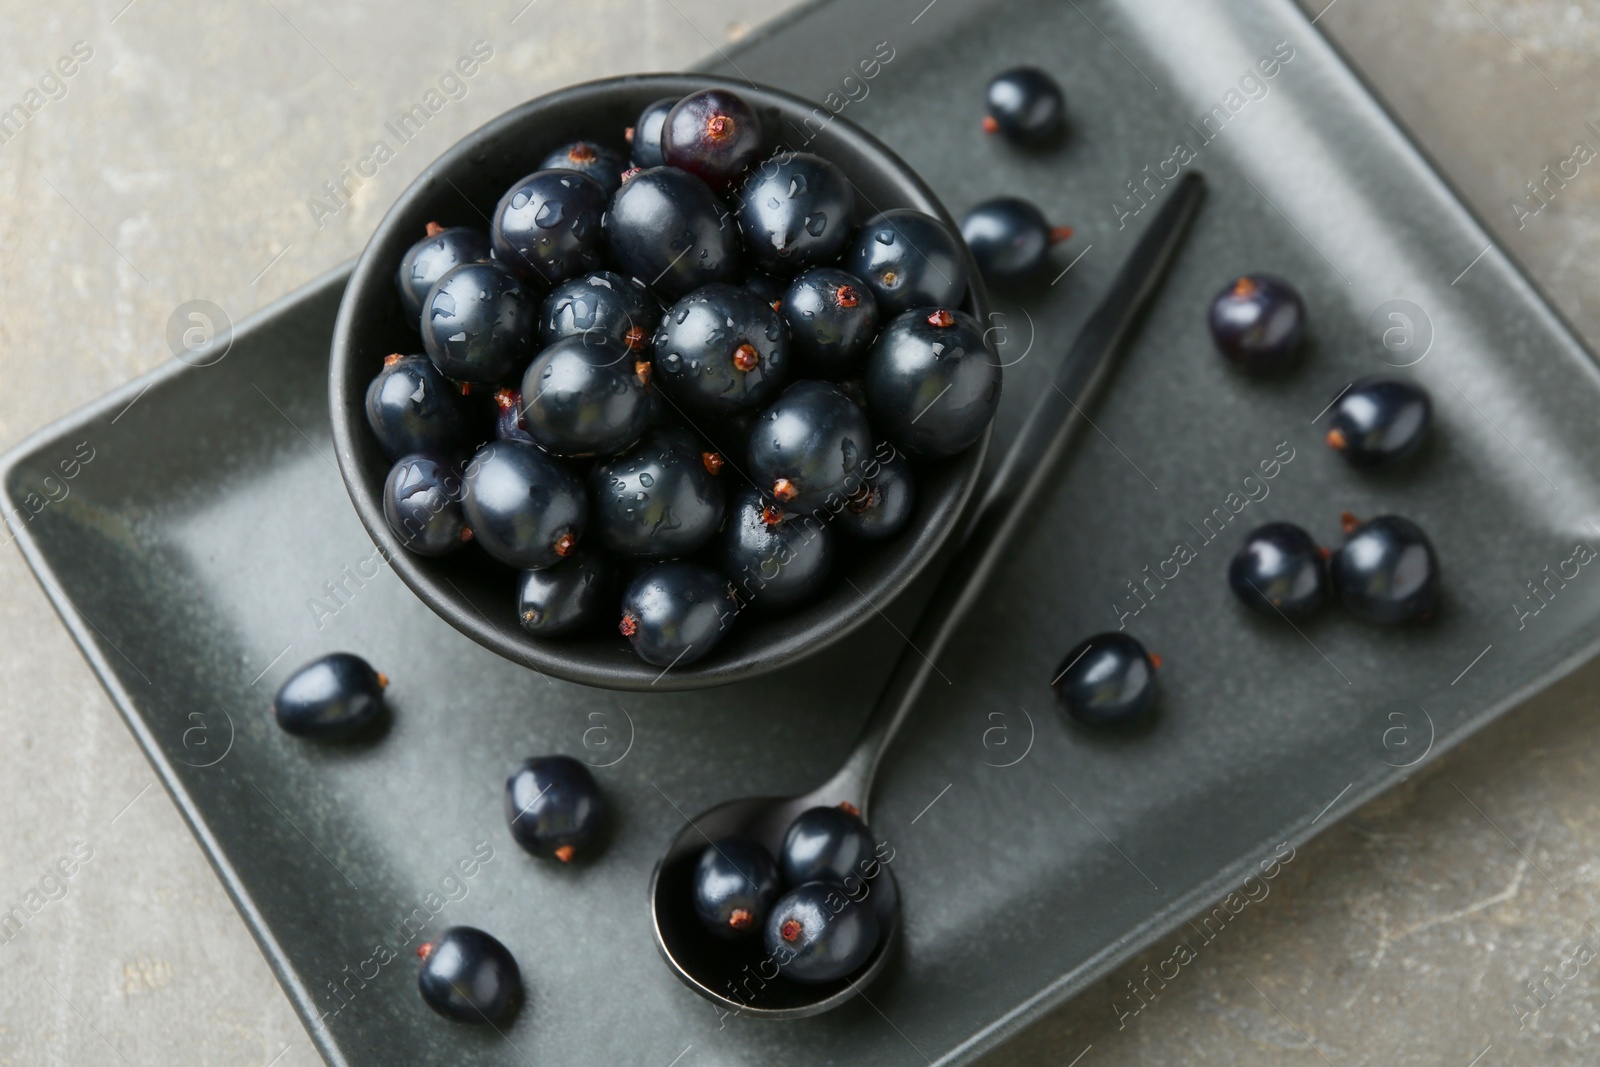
[1148,653,1163,670]
[847,484,878,514]
[1340,510,1361,535]
[779,919,803,943]
[772,478,798,503]
[1231,276,1259,299]
[770,299,783,313]
[1317,545,1331,561]
[1325,428,1347,450]
[927,308,955,328]
[568,143,597,164]
[1048,225,1075,245]
[553,532,577,558]
[619,613,639,637]
[554,845,575,863]
[624,125,635,144]
[760,504,785,527]
[461,526,474,543]
[837,801,860,817]
[383,352,403,367]
[634,359,652,387]
[706,114,733,141]
[459,383,473,397]
[416,942,434,961]
[620,166,642,185]
[376,672,390,689]
[981,115,999,134]
[424,221,445,237]
[626,325,651,353]
[521,609,540,626]
[835,284,860,309]
[494,387,518,412]
[701,451,725,476]
[732,343,760,372]
[728,908,753,931]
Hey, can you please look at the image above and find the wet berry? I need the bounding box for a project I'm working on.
[628,96,679,169]
[1208,273,1306,372]
[780,805,876,887]
[983,67,1065,144]
[1325,377,1432,467]
[538,270,659,353]
[960,196,1072,287]
[395,223,491,325]
[417,926,522,1025]
[836,446,915,540]
[365,352,477,461]
[1228,522,1327,619]
[492,170,609,285]
[504,754,604,861]
[605,166,741,299]
[652,282,790,417]
[662,88,764,190]
[273,652,387,740]
[764,881,880,984]
[847,209,969,318]
[734,151,855,275]
[519,336,651,458]
[692,838,781,939]
[748,380,873,512]
[722,484,834,608]
[588,427,725,558]
[1052,632,1159,726]
[1332,513,1440,624]
[865,307,1001,457]
[779,267,879,379]
[461,440,587,569]
[383,454,471,557]
[517,548,613,637]
[421,261,535,385]
[537,140,628,195]
[617,561,737,668]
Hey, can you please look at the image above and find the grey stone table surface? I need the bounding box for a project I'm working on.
[0,1,1595,1064]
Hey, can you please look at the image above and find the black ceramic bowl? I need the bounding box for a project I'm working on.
[329,73,991,691]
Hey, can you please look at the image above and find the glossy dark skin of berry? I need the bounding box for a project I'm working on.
[417,926,523,1025]
[588,428,725,558]
[273,652,387,740]
[604,166,741,299]
[652,282,791,417]
[781,805,876,887]
[1228,522,1327,620]
[765,881,881,984]
[629,96,678,168]
[519,336,651,458]
[836,445,915,540]
[693,838,782,939]
[384,455,471,557]
[1208,273,1306,372]
[748,380,873,512]
[1053,632,1159,727]
[421,261,535,385]
[538,270,659,354]
[505,754,604,861]
[492,169,609,285]
[722,484,834,609]
[734,152,856,275]
[847,209,970,318]
[960,197,1072,287]
[461,440,587,569]
[517,548,613,637]
[538,140,628,195]
[365,353,476,461]
[395,223,492,324]
[1332,513,1441,624]
[1326,377,1432,467]
[983,67,1066,144]
[865,308,1001,457]
[662,88,764,190]
[780,267,879,379]
[618,560,737,667]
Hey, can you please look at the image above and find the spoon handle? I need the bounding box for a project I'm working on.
[825,172,1207,821]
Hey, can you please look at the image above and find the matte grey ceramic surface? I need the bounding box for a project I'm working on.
[5,0,1600,1064]
[328,73,991,692]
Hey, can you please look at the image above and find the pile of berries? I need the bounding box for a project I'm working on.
[366,87,1001,669]
[691,804,893,985]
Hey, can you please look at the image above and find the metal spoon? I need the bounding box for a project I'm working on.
[649,172,1207,1019]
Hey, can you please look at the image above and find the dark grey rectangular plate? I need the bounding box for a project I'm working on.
[7,0,1600,1064]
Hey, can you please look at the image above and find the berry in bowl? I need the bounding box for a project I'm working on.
[329,74,997,691]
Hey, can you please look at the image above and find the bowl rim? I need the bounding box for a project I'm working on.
[329,72,992,691]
